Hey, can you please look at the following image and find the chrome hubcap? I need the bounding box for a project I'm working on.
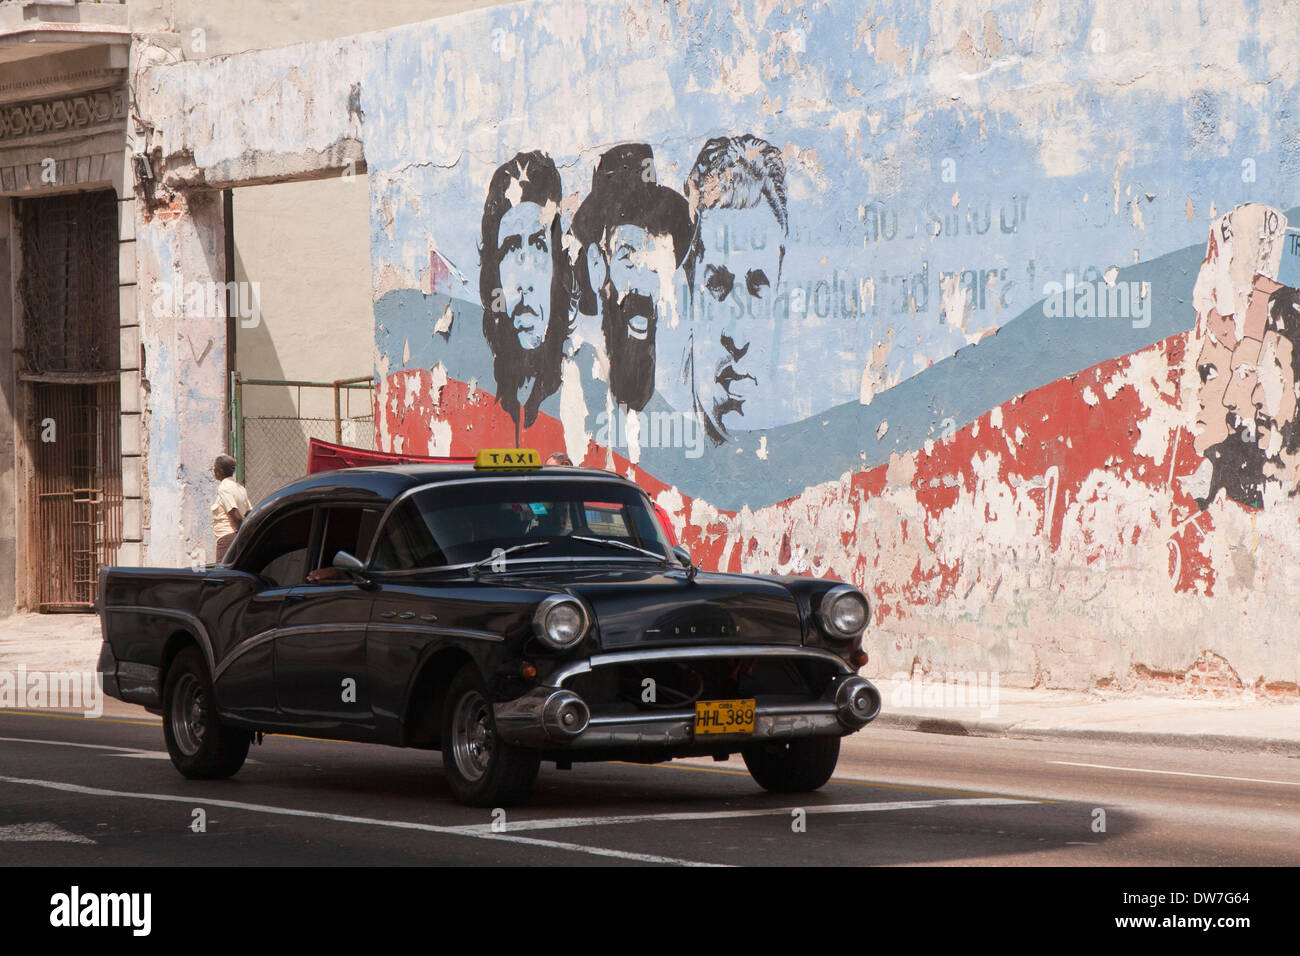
[451,690,494,782]
[171,673,206,757]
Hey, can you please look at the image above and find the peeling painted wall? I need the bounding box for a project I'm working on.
[140,0,1300,695]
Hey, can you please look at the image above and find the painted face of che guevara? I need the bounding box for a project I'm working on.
[690,205,783,436]
[496,201,553,351]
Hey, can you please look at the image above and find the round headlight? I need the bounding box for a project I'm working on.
[533,595,589,650]
[818,585,868,639]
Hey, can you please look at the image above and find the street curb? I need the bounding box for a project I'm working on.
[869,712,1300,757]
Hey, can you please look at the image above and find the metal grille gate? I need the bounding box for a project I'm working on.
[30,382,123,609]
[16,190,121,610]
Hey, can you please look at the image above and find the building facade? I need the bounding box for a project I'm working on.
[3,0,1299,698]
[0,0,497,611]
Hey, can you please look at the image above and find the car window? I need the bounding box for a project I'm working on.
[370,480,668,571]
[238,507,314,587]
[314,506,383,571]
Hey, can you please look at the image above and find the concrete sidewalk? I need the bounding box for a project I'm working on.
[1,612,1296,754]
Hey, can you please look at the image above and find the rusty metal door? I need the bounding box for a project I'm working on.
[29,382,122,610]
[16,190,121,610]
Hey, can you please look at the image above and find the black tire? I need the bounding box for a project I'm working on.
[742,735,841,793]
[161,646,252,779]
[441,664,540,807]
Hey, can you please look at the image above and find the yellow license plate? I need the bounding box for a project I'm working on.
[694,699,756,735]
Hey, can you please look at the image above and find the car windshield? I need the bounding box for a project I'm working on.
[369,478,671,571]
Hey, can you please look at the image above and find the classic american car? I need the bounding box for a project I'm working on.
[97,450,882,806]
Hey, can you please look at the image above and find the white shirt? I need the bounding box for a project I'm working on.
[212,477,252,538]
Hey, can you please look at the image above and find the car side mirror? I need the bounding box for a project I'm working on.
[332,550,374,587]
[672,545,692,567]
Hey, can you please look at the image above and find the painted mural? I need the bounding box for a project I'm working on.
[362,0,1300,695]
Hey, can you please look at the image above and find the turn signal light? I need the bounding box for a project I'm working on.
[521,663,537,680]
[851,650,868,668]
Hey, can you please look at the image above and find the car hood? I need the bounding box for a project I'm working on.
[555,567,804,648]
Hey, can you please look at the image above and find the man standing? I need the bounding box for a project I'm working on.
[681,134,789,445]
[212,454,251,563]
[572,143,692,412]
[480,150,575,439]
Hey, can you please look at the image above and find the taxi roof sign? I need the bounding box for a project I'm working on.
[474,448,542,470]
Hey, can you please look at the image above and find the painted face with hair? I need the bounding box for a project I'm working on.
[1254,288,1300,487]
[497,200,556,351]
[591,224,679,410]
[1192,309,1237,455]
[691,205,783,430]
[684,135,788,443]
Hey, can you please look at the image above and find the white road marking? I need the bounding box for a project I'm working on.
[442,797,1032,834]
[0,775,724,867]
[112,752,180,759]
[0,735,152,754]
[0,822,95,844]
[0,734,255,762]
[1050,761,1300,787]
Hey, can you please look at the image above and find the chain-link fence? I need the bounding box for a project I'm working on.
[230,375,375,505]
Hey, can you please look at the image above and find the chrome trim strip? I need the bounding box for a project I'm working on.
[213,629,278,681]
[365,474,654,567]
[369,622,504,643]
[214,623,368,681]
[106,605,216,676]
[277,623,366,636]
[505,705,847,749]
[584,702,840,726]
[545,645,854,688]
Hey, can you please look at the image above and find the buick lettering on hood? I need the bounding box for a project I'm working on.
[97,450,881,806]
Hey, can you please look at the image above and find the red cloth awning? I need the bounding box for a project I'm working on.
[306,438,472,473]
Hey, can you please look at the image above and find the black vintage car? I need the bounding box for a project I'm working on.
[97,454,882,806]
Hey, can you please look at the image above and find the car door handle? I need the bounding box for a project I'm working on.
[398,611,416,620]
[379,610,396,619]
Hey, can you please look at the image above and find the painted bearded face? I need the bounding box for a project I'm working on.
[1253,330,1299,470]
[591,224,678,410]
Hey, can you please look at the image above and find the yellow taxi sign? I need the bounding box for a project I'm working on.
[474,448,542,470]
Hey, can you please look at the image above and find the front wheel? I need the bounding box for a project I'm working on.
[742,735,840,793]
[440,665,540,807]
[162,646,251,779]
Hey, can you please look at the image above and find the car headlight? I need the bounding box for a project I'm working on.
[817,585,869,640]
[533,595,590,650]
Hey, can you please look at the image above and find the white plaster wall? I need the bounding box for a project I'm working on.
[232,175,374,420]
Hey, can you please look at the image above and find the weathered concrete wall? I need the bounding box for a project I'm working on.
[366,0,1300,697]
[134,191,227,567]
[137,0,1300,695]
[231,176,375,420]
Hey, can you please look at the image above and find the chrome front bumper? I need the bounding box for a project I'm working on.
[494,646,882,749]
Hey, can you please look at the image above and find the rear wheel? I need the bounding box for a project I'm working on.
[742,735,840,793]
[162,646,251,779]
[440,664,540,807]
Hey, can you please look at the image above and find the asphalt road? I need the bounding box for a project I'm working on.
[1,708,1297,867]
